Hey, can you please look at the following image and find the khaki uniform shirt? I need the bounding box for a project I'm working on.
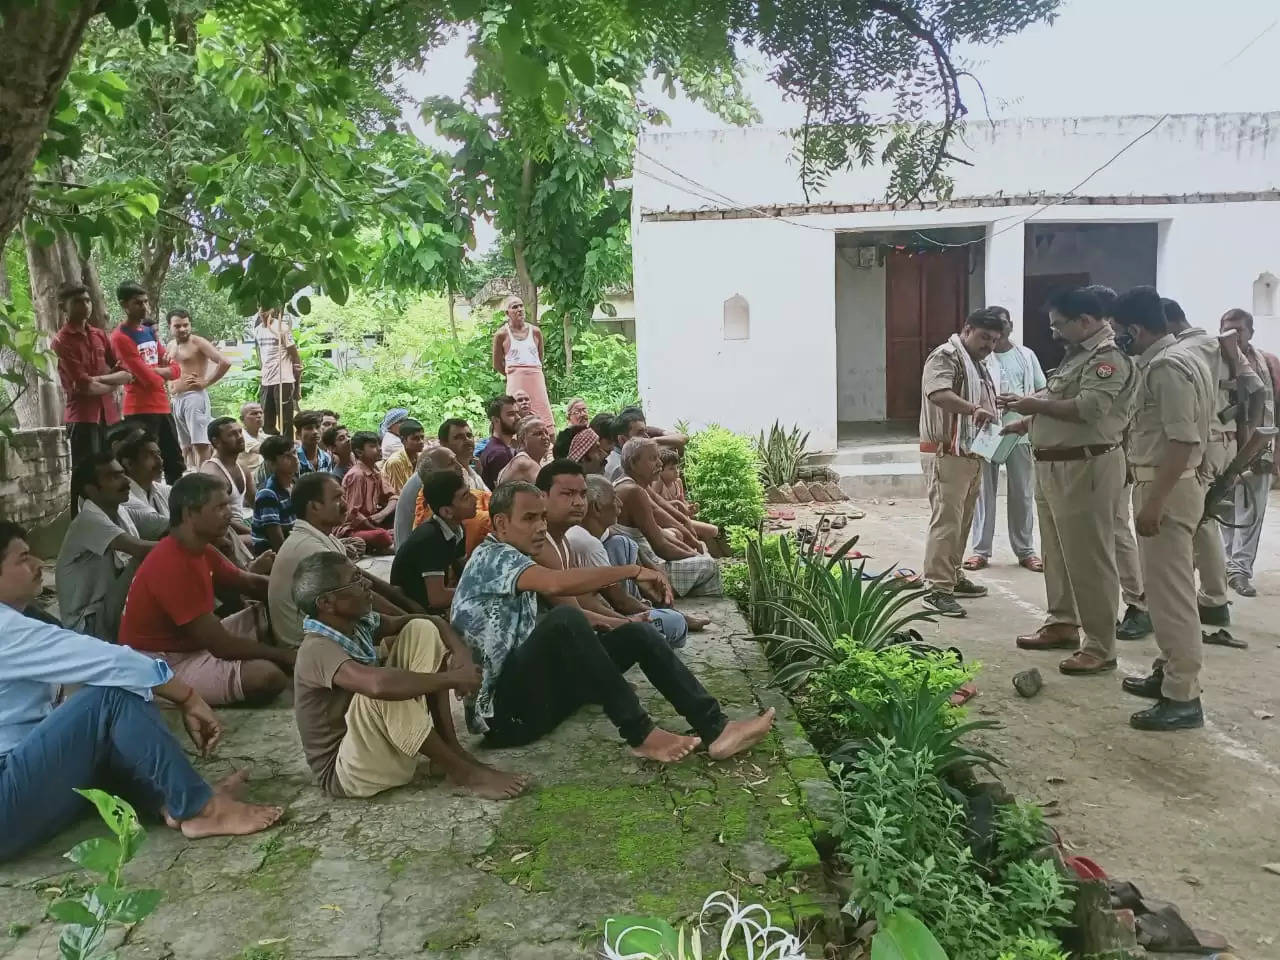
[1029,325,1136,448]
[1174,328,1262,439]
[1129,334,1212,470]
[919,340,995,452]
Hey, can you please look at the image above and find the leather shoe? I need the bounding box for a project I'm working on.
[1228,573,1257,598]
[1059,652,1117,675]
[1129,697,1204,731]
[1016,626,1079,650]
[1116,605,1153,641]
[1198,602,1230,627]
[1121,668,1163,699]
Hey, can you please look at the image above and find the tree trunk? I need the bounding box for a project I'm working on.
[0,0,98,257]
[82,254,110,329]
[562,310,573,379]
[446,280,459,344]
[139,226,176,313]
[511,238,538,322]
[11,224,76,429]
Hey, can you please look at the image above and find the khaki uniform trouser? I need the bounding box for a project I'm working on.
[1115,484,1146,611]
[1194,436,1234,607]
[922,454,983,593]
[334,620,446,798]
[1036,446,1124,659]
[1135,477,1205,702]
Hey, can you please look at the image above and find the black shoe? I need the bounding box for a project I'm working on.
[1121,668,1163,699]
[1228,574,1257,598]
[923,591,965,617]
[1116,605,1153,641]
[1198,602,1231,627]
[952,576,988,599]
[1129,697,1204,731]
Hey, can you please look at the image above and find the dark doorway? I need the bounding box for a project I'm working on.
[885,248,970,420]
[1023,272,1088,373]
[1022,222,1159,371]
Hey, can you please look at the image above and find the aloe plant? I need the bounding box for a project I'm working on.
[754,420,810,488]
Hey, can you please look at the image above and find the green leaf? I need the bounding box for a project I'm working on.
[870,909,949,960]
[100,0,139,30]
[110,889,162,924]
[603,916,682,957]
[74,790,141,844]
[503,51,547,96]
[145,0,170,28]
[46,899,99,927]
[137,16,153,46]
[99,71,129,92]
[32,228,57,248]
[567,53,595,86]
[296,295,311,315]
[137,193,159,216]
[65,838,121,875]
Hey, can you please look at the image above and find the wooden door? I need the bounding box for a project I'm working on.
[1023,272,1089,373]
[884,248,970,420]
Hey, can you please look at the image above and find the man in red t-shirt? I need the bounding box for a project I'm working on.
[119,472,295,706]
[108,280,185,484]
[50,282,133,472]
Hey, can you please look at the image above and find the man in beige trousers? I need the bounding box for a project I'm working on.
[1163,297,1262,641]
[918,308,1003,618]
[1113,288,1213,732]
[999,288,1137,675]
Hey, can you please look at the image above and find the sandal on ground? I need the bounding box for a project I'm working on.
[962,555,988,570]
[1202,629,1248,649]
[1019,554,1045,573]
[817,516,833,533]
[830,515,848,529]
[796,527,815,544]
[948,681,979,706]
[1136,903,1229,954]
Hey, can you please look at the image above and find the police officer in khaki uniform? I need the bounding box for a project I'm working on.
[1113,288,1213,732]
[999,288,1137,674]
[1087,285,1154,642]
[1163,298,1262,639]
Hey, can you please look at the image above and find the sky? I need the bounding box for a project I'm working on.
[400,0,1280,247]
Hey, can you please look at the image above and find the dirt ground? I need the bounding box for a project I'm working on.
[797,492,1280,959]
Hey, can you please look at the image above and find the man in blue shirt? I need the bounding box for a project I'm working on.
[0,522,282,861]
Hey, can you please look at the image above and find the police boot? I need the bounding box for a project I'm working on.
[1129,697,1204,732]
[1116,605,1153,641]
[1121,665,1163,699]
[1198,601,1231,627]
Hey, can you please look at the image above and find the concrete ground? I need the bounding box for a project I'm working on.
[819,491,1280,959]
[0,598,834,960]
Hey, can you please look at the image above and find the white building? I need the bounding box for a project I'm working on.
[633,113,1280,452]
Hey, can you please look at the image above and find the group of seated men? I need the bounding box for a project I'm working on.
[1,396,772,861]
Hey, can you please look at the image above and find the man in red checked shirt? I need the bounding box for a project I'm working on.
[109,280,185,483]
[50,282,134,472]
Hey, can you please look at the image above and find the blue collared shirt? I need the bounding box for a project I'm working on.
[0,603,173,755]
[296,444,334,475]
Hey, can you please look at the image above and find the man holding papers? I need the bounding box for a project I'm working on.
[917,308,1003,618]
[998,288,1138,676]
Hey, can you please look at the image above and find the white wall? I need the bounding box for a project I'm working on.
[835,251,886,422]
[636,114,1280,214]
[634,218,838,450]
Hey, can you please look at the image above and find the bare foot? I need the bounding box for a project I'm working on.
[448,764,530,800]
[683,613,712,632]
[214,769,251,798]
[708,708,776,761]
[176,793,284,840]
[630,727,701,764]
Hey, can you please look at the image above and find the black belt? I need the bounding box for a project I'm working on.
[1033,444,1118,462]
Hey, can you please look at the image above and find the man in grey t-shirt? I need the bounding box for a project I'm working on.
[56,453,156,639]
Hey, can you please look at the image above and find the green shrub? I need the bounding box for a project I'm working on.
[683,427,766,532]
[722,562,750,605]
[801,644,975,748]
[834,740,1074,960]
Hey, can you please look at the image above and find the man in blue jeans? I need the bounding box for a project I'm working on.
[0,522,282,861]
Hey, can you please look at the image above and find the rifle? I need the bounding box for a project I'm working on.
[1202,425,1277,526]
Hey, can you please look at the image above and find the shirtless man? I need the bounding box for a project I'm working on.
[166,310,230,468]
[614,438,721,597]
